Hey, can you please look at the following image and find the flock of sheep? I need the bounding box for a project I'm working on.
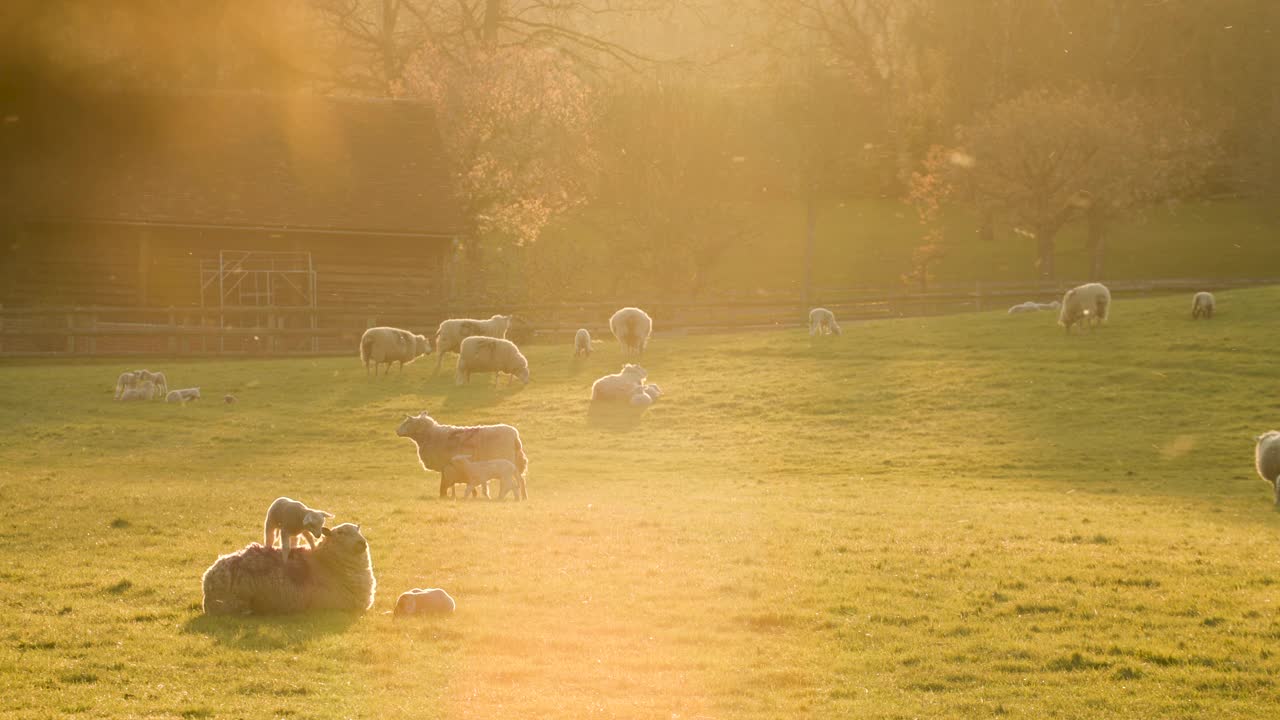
[196,282,1280,620]
[114,368,220,403]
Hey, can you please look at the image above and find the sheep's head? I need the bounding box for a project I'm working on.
[513,364,531,384]
[319,523,368,555]
[415,334,432,356]
[1257,431,1280,446]
[394,591,421,616]
[302,509,332,535]
[396,412,437,438]
[621,364,648,381]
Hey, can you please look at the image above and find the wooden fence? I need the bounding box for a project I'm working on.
[1,277,1275,357]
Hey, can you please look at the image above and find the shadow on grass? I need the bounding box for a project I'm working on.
[440,380,527,410]
[182,611,361,650]
[585,402,646,432]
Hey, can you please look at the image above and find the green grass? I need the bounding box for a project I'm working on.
[4,287,1280,718]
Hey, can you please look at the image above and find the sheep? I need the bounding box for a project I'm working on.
[201,523,374,615]
[1192,292,1215,320]
[455,336,530,386]
[574,328,596,358]
[394,588,456,617]
[1007,301,1061,314]
[433,315,513,372]
[263,496,335,564]
[360,326,432,376]
[1058,283,1111,333]
[449,455,526,500]
[165,387,201,403]
[397,412,529,499]
[114,370,142,399]
[1255,431,1280,507]
[118,380,155,402]
[591,364,650,404]
[137,370,168,398]
[609,307,652,355]
[808,307,842,336]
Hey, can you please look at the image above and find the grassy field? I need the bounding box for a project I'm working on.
[3,287,1280,719]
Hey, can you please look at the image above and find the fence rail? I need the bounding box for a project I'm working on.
[1,277,1275,357]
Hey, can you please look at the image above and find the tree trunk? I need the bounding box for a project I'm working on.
[1085,210,1107,281]
[1035,230,1056,280]
[483,0,502,48]
[802,193,816,310]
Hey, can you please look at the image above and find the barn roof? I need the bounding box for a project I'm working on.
[0,91,466,237]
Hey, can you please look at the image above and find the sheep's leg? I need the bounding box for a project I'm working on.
[281,534,294,564]
[302,531,317,551]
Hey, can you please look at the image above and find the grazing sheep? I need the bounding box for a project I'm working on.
[1058,283,1111,333]
[1255,431,1280,507]
[201,523,374,615]
[1192,292,1216,320]
[574,328,595,358]
[433,315,513,372]
[263,497,335,564]
[1008,301,1062,314]
[166,387,201,403]
[360,327,432,376]
[449,455,526,500]
[455,336,530,386]
[609,307,652,355]
[118,381,155,402]
[394,588,456,617]
[136,370,168,398]
[114,370,142,399]
[591,364,649,404]
[808,307,842,336]
[397,412,529,499]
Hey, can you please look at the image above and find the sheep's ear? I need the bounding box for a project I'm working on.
[320,527,332,537]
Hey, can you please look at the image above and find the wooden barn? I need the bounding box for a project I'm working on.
[0,92,466,354]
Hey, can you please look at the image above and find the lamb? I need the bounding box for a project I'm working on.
[114,370,142,399]
[118,380,155,402]
[449,455,526,500]
[166,387,201,403]
[201,523,375,615]
[1007,301,1061,314]
[263,497,335,563]
[433,315,513,372]
[1255,431,1280,507]
[137,370,168,398]
[394,588,456,617]
[808,307,842,336]
[609,307,652,355]
[591,364,650,404]
[360,326,432,376]
[397,412,529,499]
[1058,283,1111,333]
[574,328,596,358]
[455,336,530,386]
[1192,292,1216,320]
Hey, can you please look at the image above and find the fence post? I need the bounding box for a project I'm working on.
[168,308,178,355]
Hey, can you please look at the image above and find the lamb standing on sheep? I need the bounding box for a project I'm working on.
[574,328,595,358]
[166,387,201,403]
[449,454,526,500]
[1192,292,1216,320]
[360,326,432,376]
[808,308,842,336]
[201,523,374,615]
[118,381,156,402]
[1058,283,1111,333]
[397,412,529,499]
[263,497,335,563]
[455,336,530,386]
[433,315,513,373]
[1255,431,1280,507]
[609,307,652,355]
[394,588,456,617]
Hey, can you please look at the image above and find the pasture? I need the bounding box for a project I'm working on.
[2,287,1280,719]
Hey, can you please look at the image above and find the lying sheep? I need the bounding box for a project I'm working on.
[394,588,456,617]
[455,336,530,386]
[263,497,335,564]
[201,523,375,615]
[609,307,652,355]
[1255,431,1280,507]
[397,412,529,499]
[1008,301,1061,314]
[450,455,525,500]
[360,326,432,376]
[1192,292,1215,320]
[118,381,156,402]
[808,308,842,335]
[1058,283,1111,333]
[574,328,596,358]
[591,364,649,404]
[166,387,201,403]
[433,315,513,372]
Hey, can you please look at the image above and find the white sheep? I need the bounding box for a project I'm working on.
[1192,292,1215,320]
[1058,283,1111,333]
[360,326,432,376]
[1255,431,1280,507]
[808,307,842,336]
[118,380,156,402]
[591,364,649,404]
[114,370,142,399]
[574,328,596,358]
[449,455,525,500]
[609,307,652,355]
[137,370,168,398]
[394,588,456,617]
[455,336,530,386]
[433,315,513,372]
[397,412,529,499]
[263,496,335,564]
[1007,301,1061,314]
[166,387,201,403]
[201,523,374,615]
